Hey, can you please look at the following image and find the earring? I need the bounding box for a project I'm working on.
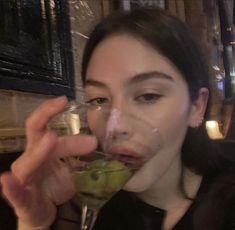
[195,117,204,128]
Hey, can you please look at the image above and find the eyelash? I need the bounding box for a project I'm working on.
[135,93,162,104]
[86,93,162,107]
[86,97,108,107]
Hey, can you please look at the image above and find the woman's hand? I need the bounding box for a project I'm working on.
[0,96,97,229]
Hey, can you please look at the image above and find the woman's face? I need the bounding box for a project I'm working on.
[84,34,202,192]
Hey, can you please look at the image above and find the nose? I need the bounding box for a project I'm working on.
[105,108,133,142]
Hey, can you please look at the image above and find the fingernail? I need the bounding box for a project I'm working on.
[55,96,67,102]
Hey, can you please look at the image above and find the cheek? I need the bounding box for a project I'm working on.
[157,98,191,139]
[87,113,107,143]
[126,101,190,191]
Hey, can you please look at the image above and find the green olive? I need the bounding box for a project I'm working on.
[105,160,132,192]
[72,169,107,193]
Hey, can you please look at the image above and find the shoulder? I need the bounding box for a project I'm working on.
[214,172,235,229]
[209,171,235,200]
[205,171,235,208]
[193,171,235,230]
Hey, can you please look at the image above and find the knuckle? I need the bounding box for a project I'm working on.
[44,131,57,143]
[11,159,19,175]
[40,131,58,152]
[25,116,34,130]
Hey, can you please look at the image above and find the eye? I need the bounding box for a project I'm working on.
[135,93,162,104]
[86,97,109,107]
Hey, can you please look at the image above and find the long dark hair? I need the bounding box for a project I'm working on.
[81,7,233,176]
[80,7,235,230]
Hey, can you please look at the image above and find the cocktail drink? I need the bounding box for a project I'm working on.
[71,157,136,230]
[49,101,162,230]
[72,159,132,210]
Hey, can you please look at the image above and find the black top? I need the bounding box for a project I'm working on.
[52,173,235,230]
[93,176,210,230]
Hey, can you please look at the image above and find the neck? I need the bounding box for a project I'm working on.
[136,155,202,210]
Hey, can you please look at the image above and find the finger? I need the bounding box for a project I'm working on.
[1,172,56,228]
[55,134,98,158]
[11,131,58,185]
[25,96,68,145]
[0,172,28,209]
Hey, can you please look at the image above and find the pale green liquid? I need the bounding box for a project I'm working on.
[72,160,132,210]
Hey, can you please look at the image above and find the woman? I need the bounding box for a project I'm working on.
[1,7,235,230]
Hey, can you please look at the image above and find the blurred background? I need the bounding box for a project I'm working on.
[0,1,234,229]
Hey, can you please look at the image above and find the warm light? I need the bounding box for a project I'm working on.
[206,121,217,128]
[205,120,224,140]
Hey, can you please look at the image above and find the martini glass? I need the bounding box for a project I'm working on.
[49,101,162,230]
[68,152,138,230]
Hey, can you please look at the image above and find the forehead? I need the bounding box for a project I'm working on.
[86,34,185,85]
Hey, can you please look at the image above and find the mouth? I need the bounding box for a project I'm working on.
[106,147,144,168]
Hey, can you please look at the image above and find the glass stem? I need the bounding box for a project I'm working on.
[81,204,98,230]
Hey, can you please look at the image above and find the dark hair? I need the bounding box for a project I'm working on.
[81,8,233,177]
[82,8,209,101]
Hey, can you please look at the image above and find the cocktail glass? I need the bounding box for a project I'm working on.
[49,101,162,230]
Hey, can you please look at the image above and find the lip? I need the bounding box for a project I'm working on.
[106,146,145,167]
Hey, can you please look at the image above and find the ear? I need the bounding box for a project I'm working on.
[189,88,209,128]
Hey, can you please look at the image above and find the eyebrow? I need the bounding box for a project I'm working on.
[128,71,174,84]
[84,71,174,88]
[84,79,107,88]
